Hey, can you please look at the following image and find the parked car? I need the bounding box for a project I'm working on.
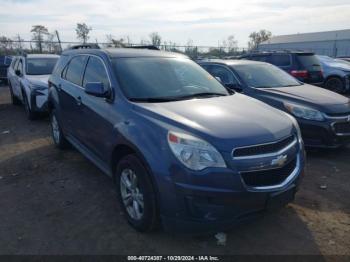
[316,55,350,93]
[0,55,12,84]
[48,48,305,233]
[198,59,350,148]
[7,54,59,119]
[240,51,324,86]
[337,57,350,63]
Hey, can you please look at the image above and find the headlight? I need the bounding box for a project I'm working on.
[284,102,325,121]
[283,112,303,144]
[167,131,226,171]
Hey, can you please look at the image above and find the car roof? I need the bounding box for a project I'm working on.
[198,59,268,66]
[26,54,60,59]
[242,51,314,56]
[62,48,188,59]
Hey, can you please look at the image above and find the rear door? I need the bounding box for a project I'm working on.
[59,55,88,139]
[296,53,323,84]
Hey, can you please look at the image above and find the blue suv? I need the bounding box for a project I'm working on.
[48,47,305,233]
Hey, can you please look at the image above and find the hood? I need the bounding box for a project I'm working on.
[324,61,350,72]
[26,75,50,87]
[256,84,350,114]
[133,94,294,152]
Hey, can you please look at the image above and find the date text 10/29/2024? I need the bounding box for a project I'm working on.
[127,256,220,261]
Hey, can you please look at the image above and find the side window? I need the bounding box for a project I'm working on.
[270,54,291,67]
[16,59,23,74]
[209,65,237,85]
[64,56,88,86]
[201,64,211,71]
[12,59,18,69]
[251,55,269,62]
[83,56,110,89]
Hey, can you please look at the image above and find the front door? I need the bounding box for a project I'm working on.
[78,55,115,163]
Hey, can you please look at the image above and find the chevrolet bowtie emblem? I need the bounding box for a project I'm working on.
[271,155,288,167]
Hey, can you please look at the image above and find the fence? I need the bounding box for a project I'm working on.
[0,40,248,59]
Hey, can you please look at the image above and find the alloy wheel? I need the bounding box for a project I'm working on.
[51,115,60,144]
[120,168,144,220]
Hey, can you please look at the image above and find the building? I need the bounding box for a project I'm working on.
[259,29,350,57]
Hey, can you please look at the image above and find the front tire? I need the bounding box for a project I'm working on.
[325,77,345,93]
[22,91,37,120]
[9,84,21,105]
[115,154,159,232]
[50,110,69,149]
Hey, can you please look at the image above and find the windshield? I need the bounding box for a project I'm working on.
[113,57,229,101]
[233,63,302,88]
[26,58,58,75]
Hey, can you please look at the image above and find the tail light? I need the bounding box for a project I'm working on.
[290,70,309,78]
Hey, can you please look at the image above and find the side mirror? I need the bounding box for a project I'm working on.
[84,82,108,97]
[215,76,222,83]
[225,83,243,92]
[15,70,21,76]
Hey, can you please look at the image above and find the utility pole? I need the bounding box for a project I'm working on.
[55,30,62,53]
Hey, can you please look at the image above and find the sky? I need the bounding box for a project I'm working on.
[1,0,350,47]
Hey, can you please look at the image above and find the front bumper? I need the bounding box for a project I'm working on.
[298,117,350,148]
[158,147,305,234]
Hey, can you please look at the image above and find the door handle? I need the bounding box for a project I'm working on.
[57,84,62,91]
[76,96,82,106]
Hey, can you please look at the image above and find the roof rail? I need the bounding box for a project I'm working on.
[68,44,100,50]
[126,45,160,50]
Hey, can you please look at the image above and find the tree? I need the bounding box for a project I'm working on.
[185,39,198,59]
[76,23,92,43]
[0,36,13,54]
[227,35,238,53]
[13,34,24,51]
[248,29,272,50]
[46,32,60,53]
[149,32,161,47]
[105,34,126,48]
[31,25,49,53]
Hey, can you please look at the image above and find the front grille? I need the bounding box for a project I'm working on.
[240,158,297,187]
[233,135,295,158]
[333,122,350,134]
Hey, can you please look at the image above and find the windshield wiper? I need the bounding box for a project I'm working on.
[129,93,227,103]
[176,92,228,100]
[129,97,177,103]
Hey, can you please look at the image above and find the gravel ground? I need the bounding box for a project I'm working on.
[0,84,349,256]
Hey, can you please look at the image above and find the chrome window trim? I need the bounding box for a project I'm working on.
[60,53,112,90]
[232,136,297,160]
[241,154,301,191]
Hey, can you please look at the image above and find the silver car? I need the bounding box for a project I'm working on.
[7,54,59,119]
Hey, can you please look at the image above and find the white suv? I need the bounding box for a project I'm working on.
[7,54,59,119]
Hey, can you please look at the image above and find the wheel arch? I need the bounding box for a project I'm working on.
[110,142,161,207]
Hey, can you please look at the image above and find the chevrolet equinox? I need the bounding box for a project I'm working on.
[48,48,305,233]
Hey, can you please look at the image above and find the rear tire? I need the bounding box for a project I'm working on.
[50,109,69,149]
[325,77,345,93]
[115,154,159,232]
[9,84,21,105]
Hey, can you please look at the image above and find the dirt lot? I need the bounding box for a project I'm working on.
[0,84,349,256]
